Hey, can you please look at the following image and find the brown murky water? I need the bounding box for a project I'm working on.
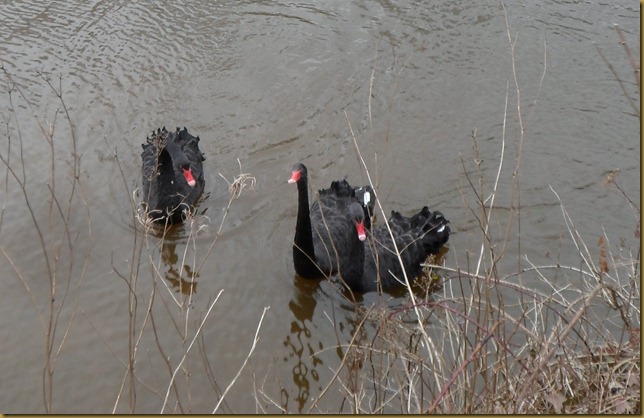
[0,0,639,413]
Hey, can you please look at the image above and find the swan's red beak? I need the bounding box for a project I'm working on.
[288,169,301,184]
[356,219,367,241]
[183,167,196,187]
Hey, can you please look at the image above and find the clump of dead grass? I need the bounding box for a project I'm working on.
[219,158,257,200]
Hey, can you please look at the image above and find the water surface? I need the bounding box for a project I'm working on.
[0,0,639,413]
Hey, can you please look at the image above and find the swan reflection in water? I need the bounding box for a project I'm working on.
[158,241,199,295]
[280,276,370,413]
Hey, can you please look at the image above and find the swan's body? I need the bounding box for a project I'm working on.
[141,127,205,223]
[289,163,373,280]
[344,203,450,293]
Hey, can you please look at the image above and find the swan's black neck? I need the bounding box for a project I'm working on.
[163,140,189,168]
[293,176,321,278]
[157,146,179,192]
[340,224,367,292]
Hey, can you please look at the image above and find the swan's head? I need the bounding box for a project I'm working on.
[348,203,367,241]
[288,162,307,184]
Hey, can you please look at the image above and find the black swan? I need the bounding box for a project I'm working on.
[289,162,374,280]
[344,202,450,293]
[141,127,205,223]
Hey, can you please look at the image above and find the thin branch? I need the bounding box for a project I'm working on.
[212,306,269,414]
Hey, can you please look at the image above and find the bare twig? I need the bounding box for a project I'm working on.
[212,306,269,414]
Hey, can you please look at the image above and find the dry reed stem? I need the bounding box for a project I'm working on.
[306,305,374,413]
[159,289,224,413]
[345,102,447,390]
[212,306,269,413]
